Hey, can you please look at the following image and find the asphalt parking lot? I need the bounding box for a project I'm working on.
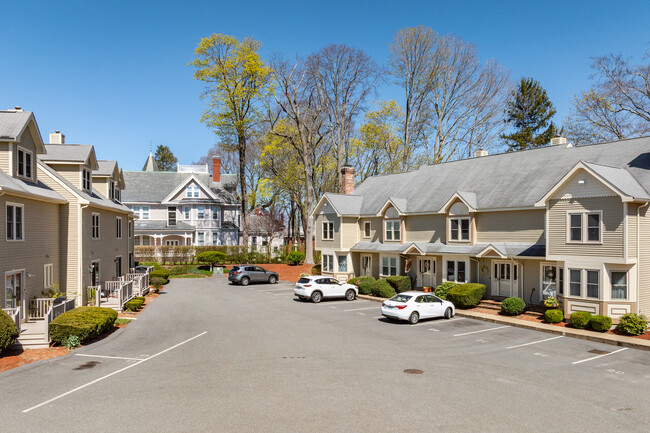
[1,277,649,432]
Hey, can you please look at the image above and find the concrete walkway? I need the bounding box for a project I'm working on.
[358,294,650,351]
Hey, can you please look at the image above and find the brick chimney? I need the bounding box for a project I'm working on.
[49,130,65,144]
[341,165,355,195]
[212,156,221,183]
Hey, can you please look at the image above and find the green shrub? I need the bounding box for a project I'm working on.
[0,309,19,354]
[287,251,305,265]
[358,279,375,295]
[501,297,526,316]
[570,311,592,329]
[169,265,192,276]
[150,269,170,283]
[140,262,162,270]
[371,279,396,298]
[196,251,227,266]
[616,313,648,336]
[125,297,145,311]
[150,277,166,289]
[434,282,456,300]
[447,283,486,309]
[348,276,375,286]
[49,307,118,345]
[544,297,559,308]
[590,315,613,332]
[311,264,321,275]
[62,335,81,350]
[386,276,411,293]
[544,309,564,324]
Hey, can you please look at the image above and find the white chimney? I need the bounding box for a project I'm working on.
[49,130,65,144]
[550,136,566,146]
[474,149,488,158]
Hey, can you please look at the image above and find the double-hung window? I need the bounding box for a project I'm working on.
[385,220,400,241]
[17,147,33,179]
[212,232,219,245]
[116,217,122,238]
[186,185,199,198]
[212,207,219,220]
[322,222,334,240]
[569,269,581,296]
[446,260,466,283]
[322,254,334,272]
[44,264,54,288]
[198,206,205,219]
[197,232,205,245]
[568,269,600,298]
[364,221,371,238]
[338,255,347,272]
[611,271,627,299]
[83,169,92,191]
[133,206,149,220]
[168,207,177,226]
[382,257,398,276]
[449,217,470,241]
[92,213,100,239]
[184,207,190,219]
[6,204,24,241]
[128,221,132,238]
[568,212,601,243]
[586,270,599,298]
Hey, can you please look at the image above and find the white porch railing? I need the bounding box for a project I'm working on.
[29,298,55,319]
[125,273,149,296]
[2,307,21,334]
[44,298,75,342]
[118,280,134,309]
[86,286,101,307]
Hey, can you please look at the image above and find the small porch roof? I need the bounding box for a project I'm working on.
[350,241,545,258]
[134,220,196,234]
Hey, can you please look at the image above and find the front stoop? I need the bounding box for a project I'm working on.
[15,321,50,349]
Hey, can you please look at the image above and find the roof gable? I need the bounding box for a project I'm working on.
[162,173,219,202]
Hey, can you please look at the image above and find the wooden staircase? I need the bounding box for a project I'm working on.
[15,320,49,349]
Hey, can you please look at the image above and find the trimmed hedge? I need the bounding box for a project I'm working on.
[371,279,396,298]
[544,309,564,324]
[150,269,170,283]
[616,313,648,336]
[590,315,613,332]
[358,277,376,296]
[501,297,526,316]
[49,307,118,345]
[348,276,375,286]
[434,282,456,300]
[196,251,227,266]
[447,283,486,309]
[287,251,305,265]
[125,297,145,312]
[0,309,19,354]
[386,276,411,293]
[570,311,592,329]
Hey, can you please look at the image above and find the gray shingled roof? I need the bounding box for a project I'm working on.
[41,144,95,164]
[0,110,32,140]
[142,153,159,171]
[582,161,650,200]
[122,171,238,204]
[0,169,66,202]
[350,241,545,258]
[333,137,650,215]
[95,160,118,176]
[135,221,195,232]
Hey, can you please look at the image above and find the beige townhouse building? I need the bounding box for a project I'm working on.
[314,137,650,320]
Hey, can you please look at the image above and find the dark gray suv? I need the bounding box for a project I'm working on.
[228,265,279,286]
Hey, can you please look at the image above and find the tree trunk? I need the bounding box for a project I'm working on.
[238,132,248,245]
[302,148,315,265]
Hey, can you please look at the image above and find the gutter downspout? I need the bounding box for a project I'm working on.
[79,204,89,306]
[637,202,648,314]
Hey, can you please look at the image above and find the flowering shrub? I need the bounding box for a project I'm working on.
[544,297,559,308]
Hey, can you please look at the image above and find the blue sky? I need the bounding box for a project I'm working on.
[1,0,648,170]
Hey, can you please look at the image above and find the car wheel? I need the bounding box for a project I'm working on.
[444,307,453,319]
[268,275,277,284]
[345,289,356,301]
[240,277,250,286]
[311,291,322,303]
[408,311,419,324]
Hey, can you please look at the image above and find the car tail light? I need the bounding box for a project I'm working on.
[381,302,385,306]
[396,305,408,310]
[303,284,311,287]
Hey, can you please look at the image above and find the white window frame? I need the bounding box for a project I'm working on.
[212,206,219,220]
[566,211,602,244]
[6,202,24,241]
[380,255,399,276]
[133,206,150,220]
[197,232,205,246]
[212,232,219,245]
[322,221,334,240]
[197,206,205,219]
[338,254,348,273]
[44,264,54,289]
[449,217,471,242]
[363,221,371,238]
[92,213,100,240]
[444,258,468,283]
[610,270,628,300]
[567,268,600,299]
[322,254,334,272]
[184,206,190,219]
[116,217,122,238]
[82,169,92,191]
[186,185,199,198]
[128,220,132,238]
[384,219,401,241]
[17,146,33,179]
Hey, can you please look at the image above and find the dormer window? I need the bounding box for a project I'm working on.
[83,169,92,191]
[186,185,199,198]
[384,207,401,242]
[17,147,33,179]
[449,217,470,241]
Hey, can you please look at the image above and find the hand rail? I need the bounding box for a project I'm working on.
[44,298,75,342]
[2,307,21,334]
[29,298,54,319]
[118,280,134,310]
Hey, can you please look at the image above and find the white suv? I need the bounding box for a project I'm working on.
[294,276,358,303]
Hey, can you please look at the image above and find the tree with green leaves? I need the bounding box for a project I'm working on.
[191,34,272,242]
[153,145,177,171]
[501,77,558,151]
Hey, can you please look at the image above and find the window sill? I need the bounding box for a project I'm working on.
[6,239,25,242]
[566,241,602,245]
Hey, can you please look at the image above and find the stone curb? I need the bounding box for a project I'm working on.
[357,295,650,351]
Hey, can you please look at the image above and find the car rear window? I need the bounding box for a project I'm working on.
[231,266,240,272]
[297,278,311,284]
[390,294,412,303]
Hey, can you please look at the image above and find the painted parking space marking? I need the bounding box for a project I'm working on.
[506,335,564,349]
[263,288,293,292]
[572,347,628,365]
[23,332,207,413]
[343,307,379,312]
[357,313,366,316]
[74,354,146,361]
[374,316,383,319]
[453,325,509,337]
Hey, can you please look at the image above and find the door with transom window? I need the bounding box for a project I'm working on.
[417,257,435,288]
[492,261,518,297]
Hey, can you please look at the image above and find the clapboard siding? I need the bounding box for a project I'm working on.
[552,169,617,200]
[627,204,638,259]
[314,212,341,250]
[476,210,545,244]
[0,142,10,173]
[358,217,382,243]
[548,197,624,257]
[341,217,359,250]
[638,205,650,315]
[404,214,446,243]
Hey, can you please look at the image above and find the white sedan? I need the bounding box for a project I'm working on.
[294,276,358,303]
[381,291,455,324]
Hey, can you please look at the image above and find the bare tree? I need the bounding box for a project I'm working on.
[243,208,285,257]
[565,53,650,144]
[308,44,383,190]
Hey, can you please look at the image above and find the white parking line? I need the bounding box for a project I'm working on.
[572,348,628,365]
[343,307,379,312]
[274,293,289,296]
[454,325,509,337]
[23,331,207,413]
[374,316,383,319]
[262,288,291,292]
[506,336,564,349]
[74,354,145,361]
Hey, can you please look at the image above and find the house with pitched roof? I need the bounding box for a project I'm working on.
[122,156,240,247]
[314,137,650,319]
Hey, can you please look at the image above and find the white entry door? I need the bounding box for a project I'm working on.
[417,257,435,287]
[4,270,25,319]
[493,261,518,297]
[541,265,557,300]
[361,255,372,277]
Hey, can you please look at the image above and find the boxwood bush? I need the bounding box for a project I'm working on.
[570,311,592,329]
[149,269,170,283]
[0,309,19,354]
[544,309,564,324]
[196,251,227,266]
[616,313,648,336]
[348,276,375,286]
[386,276,411,293]
[287,251,305,265]
[49,307,118,345]
[447,283,486,309]
[590,315,613,332]
[357,277,376,295]
[434,282,456,300]
[371,279,396,298]
[125,297,145,312]
[500,297,526,316]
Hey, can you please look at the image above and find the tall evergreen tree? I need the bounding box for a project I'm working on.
[501,77,558,151]
[154,144,178,171]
